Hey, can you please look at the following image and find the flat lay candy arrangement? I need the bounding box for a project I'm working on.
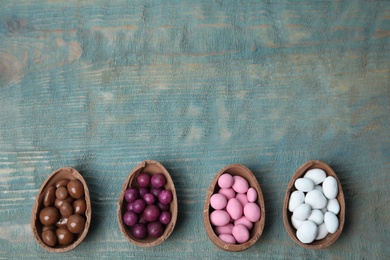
[32,161,344,252]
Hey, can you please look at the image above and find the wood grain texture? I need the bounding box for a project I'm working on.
[1,0,389,259]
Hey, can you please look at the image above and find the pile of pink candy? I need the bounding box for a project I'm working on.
[209,173,261,244]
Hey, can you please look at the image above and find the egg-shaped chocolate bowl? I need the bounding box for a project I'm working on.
[283,160,345,249]
[31,167,91,252]
[203,164,265,252]
[118,160,178,247]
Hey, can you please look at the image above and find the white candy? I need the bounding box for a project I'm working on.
[305,190,327,209]
[288,190,305,212]
[293,203,311,221]
[324,212,339,233]
[296,221,318,244]
[308,209,324,225]
[295,178,314,192]
[315,223,329,240]
[322,176,338,199]
[304,168,326,185]
[314,185,323,193]
[327,198,340,214]
[291,215,304,229]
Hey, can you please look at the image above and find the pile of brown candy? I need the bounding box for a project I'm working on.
[39,179,87,247]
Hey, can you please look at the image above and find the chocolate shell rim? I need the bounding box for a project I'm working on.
[203,164,266,252]
[31,167,92,252]
[117,160,178,247]
[282,160,345,249]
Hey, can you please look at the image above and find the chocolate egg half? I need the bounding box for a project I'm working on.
[31,167,91,252]
[117,160,178,247]
[203,164,266,252]
[283,160,345,249]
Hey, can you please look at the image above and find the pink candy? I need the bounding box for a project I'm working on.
[232,224,250,243]
[210,194,227,210]
[235,193,249,206]
[218,174,234,189]
[226,198,242,220]
[209,173,261,244]
[247,187,257,202]
[219,234,236,244]
[214,223,234,235]
[232,176,249,193]
[218,188,235,200]
[244,202,261,222]
[234,216,253,230]
[210,210,230,226]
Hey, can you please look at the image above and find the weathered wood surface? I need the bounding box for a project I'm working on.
[1,0,389,258]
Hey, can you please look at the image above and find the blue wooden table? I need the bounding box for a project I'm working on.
[1,1,389,259]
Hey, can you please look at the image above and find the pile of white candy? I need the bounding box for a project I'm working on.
[288,168,340,244]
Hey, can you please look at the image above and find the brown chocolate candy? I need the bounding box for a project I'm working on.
[42,229,57,247]
[56,186,69,200]
[55,179,69,188]
[39,207,60,226]
[67,180,84,199]
[43,186,56,207]
[54,196,74,209]
[56,227,75,246]
[60,202,73,217]
[67,214,85,234]
[73,199,86,215]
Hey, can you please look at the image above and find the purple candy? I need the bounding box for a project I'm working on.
[139,187,149,198]
[158,190,173,205]
[143,193,156,205]
[157,201,170,211]
[150,187,163,197]
[123,211,139,227]
[124,188,139,203]
[159,211,171,225]
[147,221,164,238]
[132,223,147,239]
[151,174,166,188]
[132,199,146,214]
[143,204,160,222]
[137,172,151,188]
[138,214,148,225]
